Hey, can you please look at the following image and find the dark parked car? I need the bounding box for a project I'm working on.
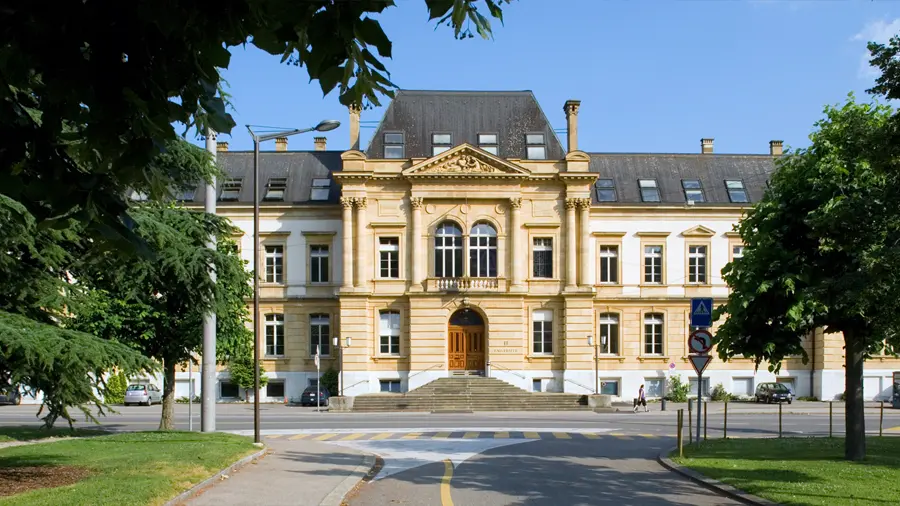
[300,386,330,407]
[0,386,21,405]
[755,383,793,404]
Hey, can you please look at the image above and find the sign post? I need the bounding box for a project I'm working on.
[315,345,321,413]
[688,326,714,444]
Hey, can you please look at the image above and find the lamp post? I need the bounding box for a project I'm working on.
[587,334,607,395]
[332,336,352,397]
[247,119,340,444]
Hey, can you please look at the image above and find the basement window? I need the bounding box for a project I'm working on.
[595,178,617,202]
[219,178,242,201]
[310,178,331,201]
[380,380,401,393]
[264,177,287,201]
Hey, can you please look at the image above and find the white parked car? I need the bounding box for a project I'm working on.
[124,384,162,406]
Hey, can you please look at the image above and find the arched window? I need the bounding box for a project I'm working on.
[434,221,463,277]
[469,222,497,278]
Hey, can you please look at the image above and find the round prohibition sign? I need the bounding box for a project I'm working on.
[688,329,714,354]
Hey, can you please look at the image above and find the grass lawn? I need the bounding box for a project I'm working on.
[0,426,108,443]
[0,431,256,506]
[673,437,900,506]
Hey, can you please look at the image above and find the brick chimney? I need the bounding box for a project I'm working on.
[563,99,581,153]
[216,141,229,152]
[349,104,361,151]
[275,137,288,152]
[769,140,783,156]
[701,138,714,154]
[314,137,327,151]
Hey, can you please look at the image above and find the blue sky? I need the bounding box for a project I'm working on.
[208,0,900,154]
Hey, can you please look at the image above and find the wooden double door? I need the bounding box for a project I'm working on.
[448,325,485,371]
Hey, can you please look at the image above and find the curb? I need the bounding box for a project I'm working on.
[165,445,269,506]
[320,452,379,506]
[657,446,777,506]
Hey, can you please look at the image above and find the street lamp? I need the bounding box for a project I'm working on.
[247,119,340,444]
[332,336,352,397]
[587,334,608,395]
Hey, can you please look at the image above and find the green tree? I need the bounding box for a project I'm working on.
[320,367,339,398]
[1,0,512,245]
[227,356,269,394]
[713,96,900,461]
[104,371,129,405]
[73,204,254,430]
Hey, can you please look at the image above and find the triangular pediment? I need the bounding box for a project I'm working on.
[681,225,716,237]
[402,144,530,178]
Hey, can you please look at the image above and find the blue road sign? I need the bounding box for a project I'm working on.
[690,298,713,327]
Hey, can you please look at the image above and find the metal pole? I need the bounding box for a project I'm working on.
[201,129,218,433]
[688,399,693,444]
[188,360,193,432]
[594,342,598,395]
[339,344,344,397]
[829,401,833,438]
[880,401,884,437]
[704,400,708,441]
[316,345,321,412]
[253,137,261,444]
[778,401,783,438]
[677,409,683,458]
[696,374,702,444]
[724,400,728,439]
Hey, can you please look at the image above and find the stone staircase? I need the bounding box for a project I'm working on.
[351,376,589,412]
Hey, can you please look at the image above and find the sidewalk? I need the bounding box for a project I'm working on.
[180,437,374,506]
[622,400,896,415]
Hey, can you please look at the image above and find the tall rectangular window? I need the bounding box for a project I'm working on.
[525,133,546,160]
[379,237,400,279]
[264,245,283,283]
[384,132,404,159]
[432,133,452,156]
[478,133,498,155]
[379,311,401,355]
[598,313,619,355]
[309,314,331,356]
[644,313,664,355]
[599,245,619,283]
[688,245,707,284]
[310,245,329,283]
[644,245,663,284]
[265,314,284,357]
[532,310,553,354]
[532,238,553,278]
[725,180,750,203]
[639,179,661,202]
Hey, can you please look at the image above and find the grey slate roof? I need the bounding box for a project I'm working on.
[191,151,343,204]
[588,153,776,205]
[365,90,565,160]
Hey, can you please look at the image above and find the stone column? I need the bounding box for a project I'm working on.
[410,197,424,289]
[509,198,523,288]
[565,198,577,289]
[579,198,591,287]
[354,197,368,288]
[340,197,354,290]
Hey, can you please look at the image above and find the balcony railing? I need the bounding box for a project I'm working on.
[427,277,503,292]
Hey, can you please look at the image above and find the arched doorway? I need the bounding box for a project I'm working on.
[448,308,486,372]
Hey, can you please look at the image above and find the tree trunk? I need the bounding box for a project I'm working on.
[159,358,176,430]
[844,328,866,461]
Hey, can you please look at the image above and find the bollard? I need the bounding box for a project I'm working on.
[677,409,684,458]
[724,400,728,439]
[880,401,885,437]
[688,399,693,444]
[829,401,833,438]
[704,400,708,441]
[662,398,667,412]
[779,402,783,438]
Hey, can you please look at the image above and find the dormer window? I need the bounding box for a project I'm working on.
[638,179,661,202]
[525,133,546,160]
[310,178,331,201]
[595,178,617,202]
[432,133,452,156]
[176,186,196,202]
[726,180,750,203]
[264,177,287,201]
[219,178,242,201]
[478,133,498,155]
[681,179,705,203]
[384,132,404,159]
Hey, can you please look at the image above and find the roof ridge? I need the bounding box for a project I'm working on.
[588,152,775,157]
[397,89,534,95]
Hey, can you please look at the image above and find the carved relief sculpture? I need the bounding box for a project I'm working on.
[509,197,522,210]
[410,197,424,209]
[353,197,368,209]
[340,196,354,209]
[564,198,579,210]
[429,154,496,174]
[576,197,592,209]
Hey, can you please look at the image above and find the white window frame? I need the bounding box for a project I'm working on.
[688,245,708,284]
[643,313,664,356]
[532,309,553,355]
[532,237,553,279]
[264,245,284,283]
[379,310,401,356]
[434,222,463,278]
[644,245,663,284]
[469,222,498,278]
[525,133,546,160]
[309,314,331,357]
[310,244,329,283]
[265,313,285,357]
[599,245,619,284]
[379,237,400,279]
[598,313,619,355]
[732,245,745,259]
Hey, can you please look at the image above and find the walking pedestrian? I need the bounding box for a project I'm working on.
[633,384,648,412]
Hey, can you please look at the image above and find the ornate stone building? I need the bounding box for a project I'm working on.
[186,90,898,403]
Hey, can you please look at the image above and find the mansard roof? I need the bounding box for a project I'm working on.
[365,90,565,160]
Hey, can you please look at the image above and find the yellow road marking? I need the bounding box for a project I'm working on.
[553,432,571,439]
[610,432,626,437]
[441,459,454,506]
[401,432,422,439]
[639,434,657,438]
[340,433,365,441]
[463,432,479,439]
[493,432,509,439]
[313,433,337,441]
[886,426,900,433]
[433,432,452,439]
[583,433,600,439]
[288,434,310,440]
[370,432,393,440]
[266,434,283,439]
[523,432,540,439]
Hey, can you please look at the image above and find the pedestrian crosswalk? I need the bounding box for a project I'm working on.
[273,431,662,441]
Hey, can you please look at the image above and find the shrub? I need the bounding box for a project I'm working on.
[176,395,201,403]
[320,367,339,396]
[666,375,690,402]
[797,396,819,402]
[839,391,846,401]
[227,356,268,390]
[104,370,128,404]
[710,383,732,402]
